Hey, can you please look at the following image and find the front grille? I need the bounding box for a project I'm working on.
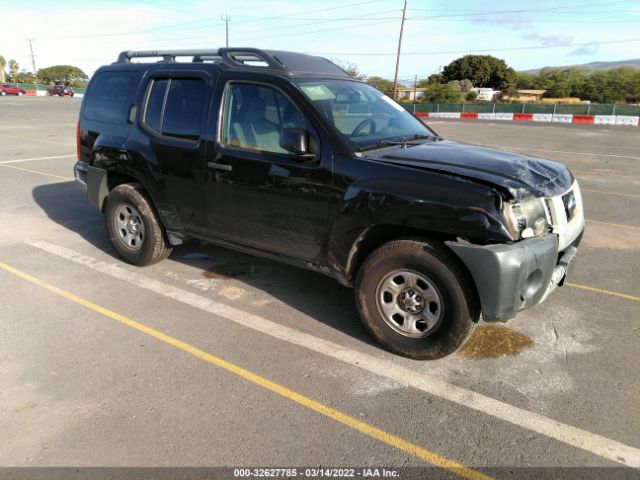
[562,190,577,222]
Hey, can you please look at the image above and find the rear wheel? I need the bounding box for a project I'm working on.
[105,183,172,266]
[355,239,479,360]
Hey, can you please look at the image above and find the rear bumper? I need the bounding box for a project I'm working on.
[446,233,581,322]
[74,161,108,211]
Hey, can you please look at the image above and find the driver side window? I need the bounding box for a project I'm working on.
[221,83,313,154]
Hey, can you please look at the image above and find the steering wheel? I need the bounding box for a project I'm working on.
[351,118,376,137]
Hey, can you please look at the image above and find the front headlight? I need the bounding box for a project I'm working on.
[503,197,551,240]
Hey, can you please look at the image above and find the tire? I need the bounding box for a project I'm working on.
[355,238,479,360]
[0,91,5,96]
[104,183,172,266]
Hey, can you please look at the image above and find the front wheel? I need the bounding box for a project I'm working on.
[355,239,479,360]
[104,183,172,266]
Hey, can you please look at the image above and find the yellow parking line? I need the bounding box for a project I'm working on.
[587,220,640,231]
[0,261,492,480]
[0,163,72,181]
[581,188,640,199]
[566,282,640,303]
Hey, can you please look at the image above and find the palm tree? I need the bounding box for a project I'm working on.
[0,55,6,83]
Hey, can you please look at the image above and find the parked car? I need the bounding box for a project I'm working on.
[74,48,584,359]
[0,84,26,96]
[48,85,74,97]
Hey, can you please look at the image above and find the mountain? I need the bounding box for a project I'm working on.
[523,58,640,73]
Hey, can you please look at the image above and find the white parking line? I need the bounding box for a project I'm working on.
[0,154,76,164]
[24,239,640,469]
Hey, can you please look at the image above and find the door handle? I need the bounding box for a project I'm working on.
[207,162,232,171]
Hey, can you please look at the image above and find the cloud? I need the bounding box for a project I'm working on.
[570,43,600,56]
[522,32,573,47]
[471,13,533,30]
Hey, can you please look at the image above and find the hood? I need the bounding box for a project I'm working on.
[367,139,573,200]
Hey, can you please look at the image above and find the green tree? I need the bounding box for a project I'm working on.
[13,70,36,84]
[442,55,516,90]
[332,59,366,80]
[8,60,19,76]
[417,73,442,87]
[421,84,464,103]
[465,91,479,102]
[535,67,587,98]
[366,76,396,96]
[516,72,535,89]
[37,65,88,87]
[0,55,6,83]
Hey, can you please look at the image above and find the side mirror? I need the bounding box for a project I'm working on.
[279,128,314,157]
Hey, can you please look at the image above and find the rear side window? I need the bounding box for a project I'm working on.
[143,77,207,140]
[84,72,137,123]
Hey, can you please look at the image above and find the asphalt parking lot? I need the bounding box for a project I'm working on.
[0,97,638,479]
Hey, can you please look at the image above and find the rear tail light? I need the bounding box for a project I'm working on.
[76,121,81,161]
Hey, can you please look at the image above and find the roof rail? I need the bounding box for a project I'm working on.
[116,48,286,71]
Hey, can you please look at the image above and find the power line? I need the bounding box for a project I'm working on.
[406,0,638,15]
[228,9,399,41]
[306,37,640,56]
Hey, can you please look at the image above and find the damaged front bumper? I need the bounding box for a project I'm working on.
[446,233,581,322]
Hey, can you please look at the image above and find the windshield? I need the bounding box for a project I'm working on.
[295,79,435,150]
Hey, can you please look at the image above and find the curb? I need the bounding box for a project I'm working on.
[416,111,639,126]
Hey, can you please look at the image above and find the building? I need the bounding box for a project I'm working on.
[516,89,547,102]
[470,87,499,101]
[396,87,427,101]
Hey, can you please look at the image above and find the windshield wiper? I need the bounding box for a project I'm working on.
[359,134,439,152]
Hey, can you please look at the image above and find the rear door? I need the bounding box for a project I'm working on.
[139,71,212,233]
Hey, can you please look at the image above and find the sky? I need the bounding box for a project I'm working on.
[1,0,640,84]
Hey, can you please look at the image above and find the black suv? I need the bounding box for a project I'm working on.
[75,48,584,359]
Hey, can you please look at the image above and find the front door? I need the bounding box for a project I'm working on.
[204,81,333,261]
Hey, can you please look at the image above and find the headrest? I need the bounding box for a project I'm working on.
[238,98,266,122]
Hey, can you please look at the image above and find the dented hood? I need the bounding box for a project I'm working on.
[368,139,573,200]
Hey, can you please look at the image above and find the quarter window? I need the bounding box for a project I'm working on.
[84,72,137,123]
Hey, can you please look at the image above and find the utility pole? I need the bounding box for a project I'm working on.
[221,15,231,48]
[412,74,417,113]
[391,0,407,100]
[26,38,37,74]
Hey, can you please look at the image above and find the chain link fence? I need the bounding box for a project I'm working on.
[404,103,640,116]
[0,82,86,94]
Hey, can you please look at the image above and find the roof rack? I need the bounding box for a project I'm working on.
[115,48,351,78]
[116,48,286,71]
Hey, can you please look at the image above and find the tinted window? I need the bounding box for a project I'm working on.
[144,79,168,133]
[162,78,207,139]
[84,72,137,123]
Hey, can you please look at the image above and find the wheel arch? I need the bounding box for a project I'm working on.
[344,224,457,285]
